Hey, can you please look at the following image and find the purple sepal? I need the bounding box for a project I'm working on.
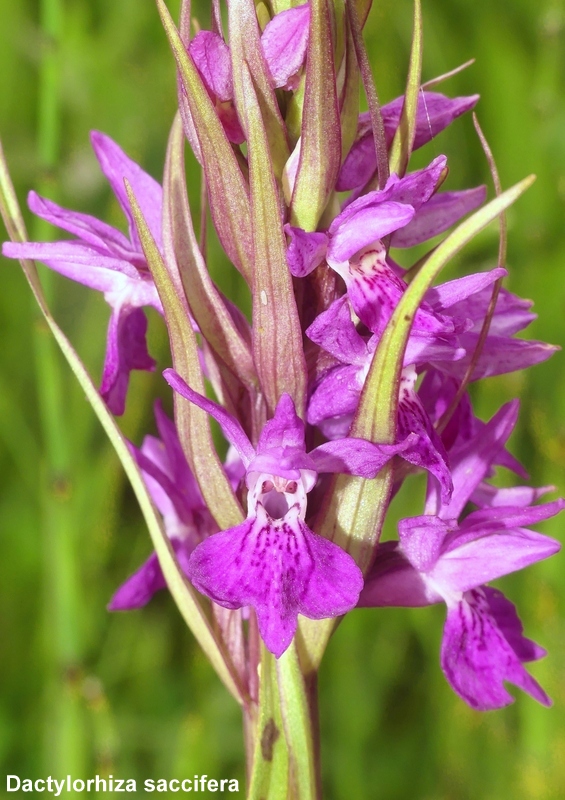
[27,190,135,259]
[187,31,245,144]
[357,541,441,607]
[390,186,487,248]
[189,31,233,102]
[381,92,480,151]
[309,435,418,477]
[90,131,164,252]
[261,3,310,90]
[398,369,453,502]
[100,306,156,416]
[108,537,192,610]
[446,284,537,336]
[441,587,551,710]
[471,483,555,509]
[431,335,557,381]
[163,368,256,464]
[186,504,363,658]
[426,267,506,312]
[338,92,479,191]
[285,225,328,277]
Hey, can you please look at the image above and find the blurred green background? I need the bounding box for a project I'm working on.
[1,0,565,798]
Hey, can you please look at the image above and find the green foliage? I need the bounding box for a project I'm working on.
[1,0,564,797]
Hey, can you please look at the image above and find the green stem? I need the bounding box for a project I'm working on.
[247,647,288,800]
[276,643,320,800]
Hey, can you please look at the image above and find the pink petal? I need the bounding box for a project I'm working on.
[189,31,234,102]
[28,190,134,257]
[261,3,310,89]
[285,225,328,277]
[100,306,156,416]
[441,588,551,710]
[391,186,487,248]
[90,131,163,252]
[187,505,363,657]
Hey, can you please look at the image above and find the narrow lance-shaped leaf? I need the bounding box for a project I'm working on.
[422,58,476,90]
[125,180,244,531]
[165,113,258,394]
[298,175,536,673]
[437,115,508,432]
[339,13,361,165]
[346,0,389,190]
[290,0,342,231]
[242,62,308,417]
[0,140,246,705]
[228,0,290,180]
[156,0,253,282]
[247,647,289,800]
[388,0,423,177]
[354,0,373,28]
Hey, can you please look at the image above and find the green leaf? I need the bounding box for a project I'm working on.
[125,179,244,531]
[388,0,423,178]
[346,0,389,190]
[290,0,342,231]
[241,62,308,417]
[228,0,290,180]
[156,0,253,282]
[339,15,360,164]
[0,139,247,706]
[164,114,258,395]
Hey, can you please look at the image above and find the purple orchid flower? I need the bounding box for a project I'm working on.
[287,156,446,278]
[337,91,479,192]
[109,402,222,610]
[163,369,419,657]
[359,400,564,710]
[2,132,163,415]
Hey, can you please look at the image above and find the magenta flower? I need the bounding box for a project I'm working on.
[2,132,163,414]
[163,370,418,657]
[286,156,446,279]
[359,401,564,709]
[109,403,220,610]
